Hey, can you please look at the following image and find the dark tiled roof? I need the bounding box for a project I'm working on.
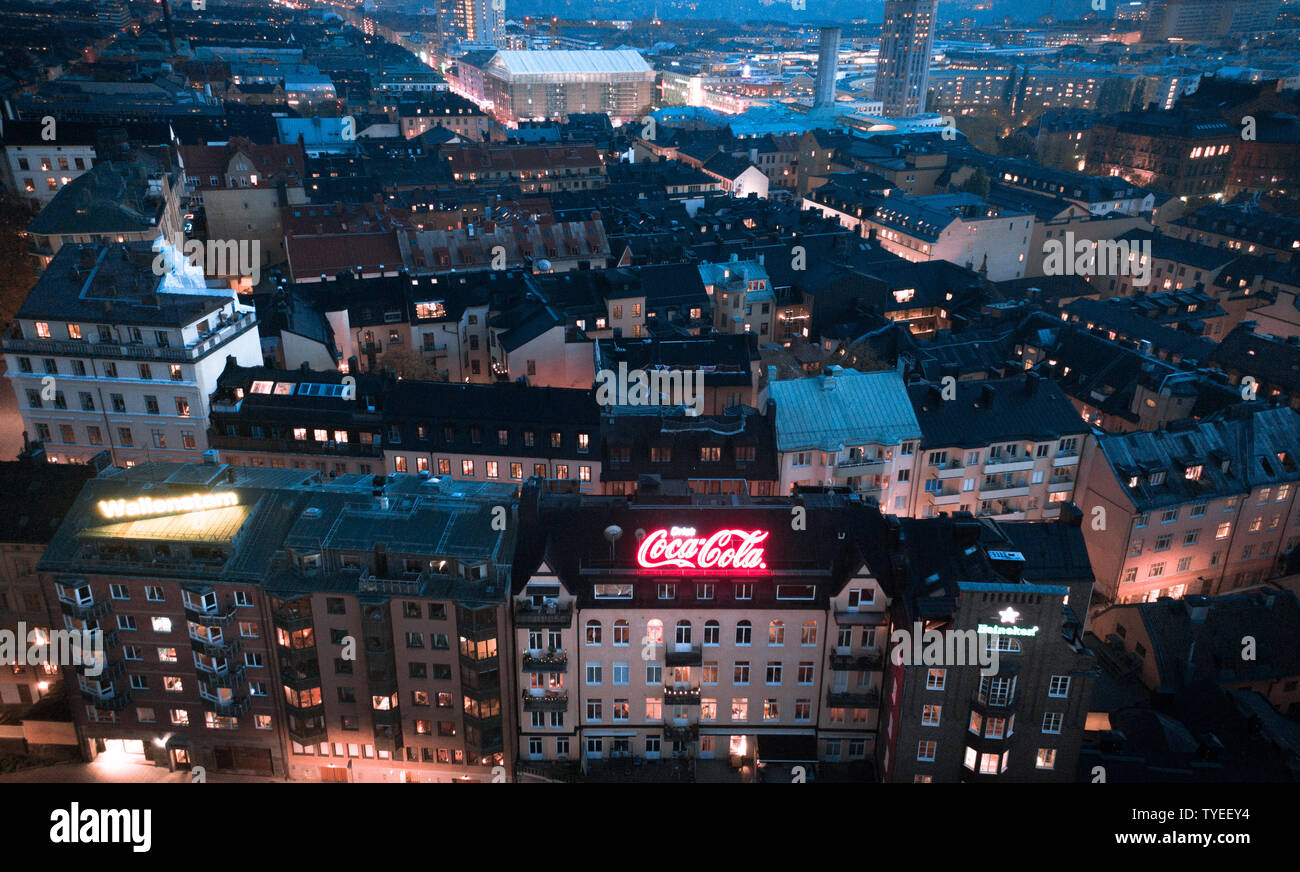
[908,374,1090,449]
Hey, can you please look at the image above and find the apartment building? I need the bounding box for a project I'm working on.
[599,405,780,497]
[510,480,888,778]
[207,363,388,477]
[993,158,1155,217]
[593,333,763,415]
[3,243,263,466]
[0,448,100,710]
[1090,589,1300,716]
[440,142,607,192]
[178,138,308,276]
[906,374,1092,522]
[1077,403,1300,605]
[382,380,602,491]
[881,510,1098,782]
[41,461,519,781]
[766,366,922,511]
[1086,112,1237,198]
[699,258,777,338]
[26,145,183,272]
[860,194,1033,282]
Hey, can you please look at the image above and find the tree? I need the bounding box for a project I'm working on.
[0,189,36,328]
[960,166,991,198]
[378,345,444,381]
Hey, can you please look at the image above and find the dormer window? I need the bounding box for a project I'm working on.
[1148,471,1165,486]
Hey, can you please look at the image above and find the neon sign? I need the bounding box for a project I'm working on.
[635,527,769,572]
[97,492,239,519]
[976,624,1039,637]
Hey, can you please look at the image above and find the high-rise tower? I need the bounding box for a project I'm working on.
[814,27,841,109]
[873,0,939,117]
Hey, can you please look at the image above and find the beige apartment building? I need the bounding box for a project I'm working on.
[905,375,1092,522]
[511,482,886,777]
[1078,403,1300,605]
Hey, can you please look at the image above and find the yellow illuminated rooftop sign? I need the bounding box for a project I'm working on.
[97,492,239,519]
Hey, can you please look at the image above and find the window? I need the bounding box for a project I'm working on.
[926,668,945,690]
[916,741,937,762]
[921,705,941,727]
[1042,712,1063,734]
[768,620,785,646]
[585,620,602,645]
[1036,748,1056,770]
[1048,675,1070,698]
[735,621,752,645]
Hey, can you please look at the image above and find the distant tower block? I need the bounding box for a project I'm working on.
[814,27,841,109]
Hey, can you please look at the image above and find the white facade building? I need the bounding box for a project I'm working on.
[3,243,263,465]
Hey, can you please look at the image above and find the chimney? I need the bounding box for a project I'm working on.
[1185,595,1209,626]
[980,383,995,409]
[1025,371,1039,396]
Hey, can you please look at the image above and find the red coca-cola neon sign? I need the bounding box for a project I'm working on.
[635,527,770,573]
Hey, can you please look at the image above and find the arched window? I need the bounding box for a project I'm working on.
[769,620,785,646]
[585,620,601,646]
[613,619,630,646]
[675,620,692,645]
[703,620,720,646]
[801,620,817,646]
[646,618,664,646]
[736,620,752,646]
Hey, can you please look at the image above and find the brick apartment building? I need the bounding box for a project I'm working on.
[40,461,518,782]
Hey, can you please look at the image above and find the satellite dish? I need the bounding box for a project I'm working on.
[604,525,623,542]
[536,258,552,272]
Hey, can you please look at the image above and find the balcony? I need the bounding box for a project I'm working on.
[1048,479,1075,494]
[929,489,962,506]
[983,454,1036,472]
[665,646,703,667]
[371,707,401,728]
[212,435,384,459]
[201,693,252,718]
[198,664,247,689]
[836,456,887,473]
[59,598,112,621]
[522,651,568,673]
[272,604,313,632]
[190,634,242,659]
[830,651,884,671]
[4,311,257,363]
[981,484,1030,500]
[521,692,568,712]
[513,601,573,629]
[1053,453,1080,468]
[184,601,239,628]
[827,689,880,708]
[834,609,888,627]
[80,687,132,711]
[73,656,125,684]
[970,691,1021,713]
[358,568,432,597]
[663,686,701,706]
[288,717,329,745]
[373,724,403,753]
